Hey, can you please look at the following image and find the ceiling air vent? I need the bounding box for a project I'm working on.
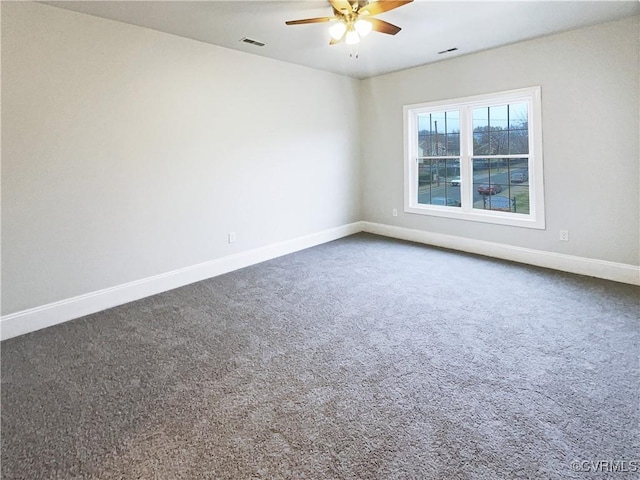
[240,37,266,47]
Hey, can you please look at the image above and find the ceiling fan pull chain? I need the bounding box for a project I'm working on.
[349,44,359,59]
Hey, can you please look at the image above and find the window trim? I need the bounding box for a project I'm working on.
[403,87,545,229]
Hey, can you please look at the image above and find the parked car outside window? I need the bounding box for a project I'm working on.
[510,171,528,183]
[477,184,503,195]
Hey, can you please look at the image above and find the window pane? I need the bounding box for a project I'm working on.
[509,103,528,129]
[473,107,491,155]
[417,159,461,207]
[473,103,529,155]
[489,105,508,130]
[473,107,488,130]
[508,103,529,154]
[417,110,460,156]
[473,131,490,155]
[472,157,529,214]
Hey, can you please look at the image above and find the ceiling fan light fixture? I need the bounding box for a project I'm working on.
[354,18,372,37]
[345,27,360,45]
[328,20,347,40]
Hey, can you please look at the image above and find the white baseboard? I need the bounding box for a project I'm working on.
[3,220,637,340]
[0,222,362,341]
[361,221,640,286]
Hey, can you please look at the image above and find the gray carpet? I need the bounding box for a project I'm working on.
[2,233,639,479]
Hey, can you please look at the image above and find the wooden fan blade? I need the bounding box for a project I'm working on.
[360,0,413,16]
[329,0,353,15]
[286,17,335,25]
[368,17,401,35]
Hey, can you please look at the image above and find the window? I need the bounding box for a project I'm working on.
[404,87,545,229]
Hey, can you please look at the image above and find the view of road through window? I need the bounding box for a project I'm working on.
[417,158,530,214]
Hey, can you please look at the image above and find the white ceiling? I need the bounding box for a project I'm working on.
[43,1,640,79]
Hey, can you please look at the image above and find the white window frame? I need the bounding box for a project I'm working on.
[403,86,545,229]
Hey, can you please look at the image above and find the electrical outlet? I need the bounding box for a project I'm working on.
[559,230,569,242]
[392,208,398,217]
[228,232,236,244]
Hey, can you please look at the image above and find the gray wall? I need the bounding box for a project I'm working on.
[360,16,639,266]
[1,3,361,314]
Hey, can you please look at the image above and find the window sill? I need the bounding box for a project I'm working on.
[404,204,546,229]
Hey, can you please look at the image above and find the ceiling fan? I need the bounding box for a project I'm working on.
[285,0,414,46]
